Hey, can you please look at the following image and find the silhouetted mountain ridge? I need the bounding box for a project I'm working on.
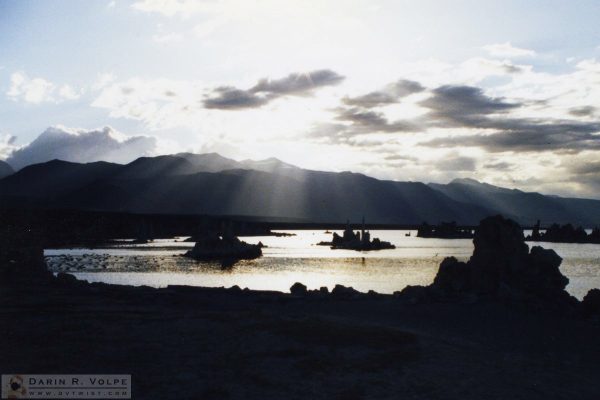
[0,161,14,179]
[0,154,599,225]
[429,179,598,226]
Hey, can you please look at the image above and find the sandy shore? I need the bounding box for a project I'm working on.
[2,279,599,400]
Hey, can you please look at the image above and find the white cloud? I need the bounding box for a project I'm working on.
[7,72,56,103]
[192,18,226,39]
[482,42,536,58]
[153,31,184,44]
[131,0,210,18]
[58,84,81,100]
[0,133,18,161]
[91,77,204,130]
[6,71,81,104]
[6,126,160,170]
[107,0,116,8]
[92,73,116,91]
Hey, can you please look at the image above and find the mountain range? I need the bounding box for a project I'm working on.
[1,153,599,226]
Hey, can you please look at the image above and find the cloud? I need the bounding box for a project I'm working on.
[483,161,514,171]
[313,83,521,144]
[311,83,520,145]
[91,77,203,129]
[416,84,600,153]
[0,134,18,161]
[92,73,116,90]
[203,69,344,110]
[203,86,269,110]
[342,79,424,108]
[384,154,418,162]
[253,69,345,96]
[6,126,158,170]
[58,85,80,100]
[568,160,600,175]
[460,57,528,78]
[7,72,55,104]
[569,105,597,117]
[334,107,419,133]
[6,72,81,104]
[422,122,600,153]
[311,77,600,160]
[153,31,184,44]
[420,85,519,126]
[435,156,476,172]
[561,157,600,196]
[482,42,536,58]
[131,0,208,17]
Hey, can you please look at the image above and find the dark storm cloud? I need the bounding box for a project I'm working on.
[417,85,600,153]
[203,86,270,110]
[317,83,520,143]
[420,85,519,127]
[569,106,597,117]
[483,161,514,171]
[203,69,345,110]
[334,107,419,133]
[6,126,157,170]
[251,69,345,96]
[422,121,600,153]
[308,80,600,155]
[342,79,425,108]
[502,64,524,74]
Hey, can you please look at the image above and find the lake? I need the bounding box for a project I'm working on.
[44,230,600,299]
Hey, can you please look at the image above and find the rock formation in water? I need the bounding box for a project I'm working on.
[317,219,395,251]
[526,221,600,244]
[417,221,474,239]
[183,232,262,265]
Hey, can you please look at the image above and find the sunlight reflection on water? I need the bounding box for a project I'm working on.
[44,230,600,299]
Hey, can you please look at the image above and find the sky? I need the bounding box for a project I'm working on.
[1,0,600,198]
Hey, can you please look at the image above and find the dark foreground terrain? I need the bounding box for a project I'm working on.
[1,281,600,400]
[2,215,600,399]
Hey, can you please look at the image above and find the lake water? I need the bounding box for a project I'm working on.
[44,230,600,299]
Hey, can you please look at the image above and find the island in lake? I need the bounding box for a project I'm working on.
[183,232,262,266]
[317,219,395,250]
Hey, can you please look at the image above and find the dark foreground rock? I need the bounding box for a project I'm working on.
[2,276,600,400]
[582,289,600,318]
[402,215,584,312]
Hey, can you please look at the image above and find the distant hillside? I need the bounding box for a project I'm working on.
[0,159,121,199]
[0,161,14,179]
[1,154,599,225]
[429,178,600,226]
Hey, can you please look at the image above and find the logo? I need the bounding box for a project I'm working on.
[5,375,26,399]
[1,375,131,399]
